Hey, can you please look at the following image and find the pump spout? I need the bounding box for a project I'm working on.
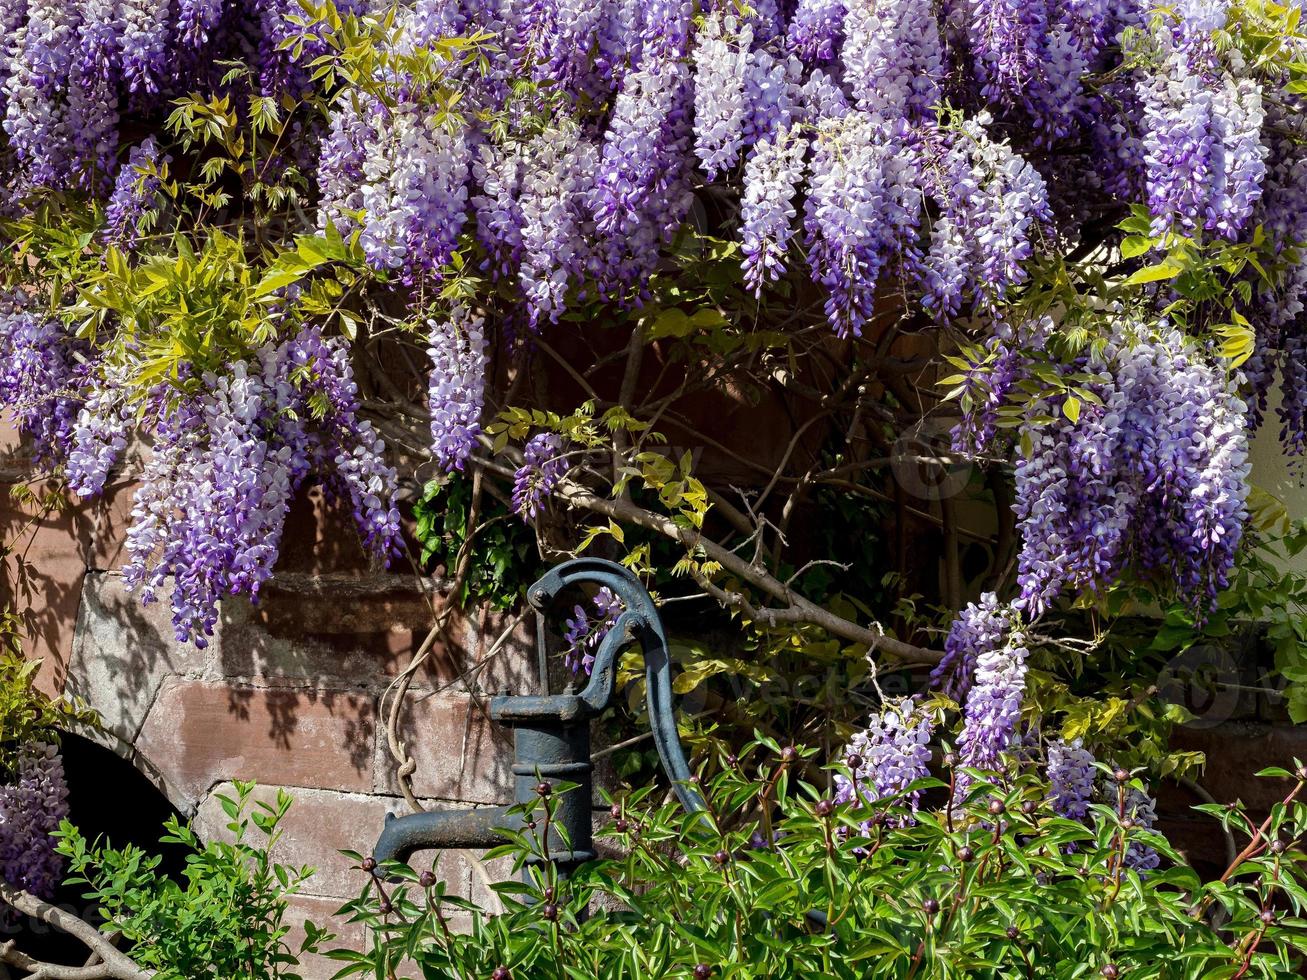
[373,804,520,869]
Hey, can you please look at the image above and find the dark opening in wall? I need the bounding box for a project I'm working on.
[2,733,187,973]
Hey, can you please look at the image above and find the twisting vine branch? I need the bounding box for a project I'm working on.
[0,883,152,980]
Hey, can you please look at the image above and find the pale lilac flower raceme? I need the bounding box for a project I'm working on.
[0,307,83,468]
[804,111,922,338]
[428,305,488,473]
[741,126,808,295]
[841,0,943,125]
[513,432,570,520]
[692,10,753,179]
[956,616,1029,785]
[931,592,1013,703]
[833,697,934,820]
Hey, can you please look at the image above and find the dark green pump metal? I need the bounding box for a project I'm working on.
[372,558,705,880]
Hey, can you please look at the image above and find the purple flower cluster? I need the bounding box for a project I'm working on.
[0,306,83,469]
[803,111,921,338]
[931,591,1014,703]
[740,127,808,295]
[103,136,169,249]
[1137,14,1268,238]
[428,305,488,473]
[1123,787,1161,872]
[1047,737,1096,820]
[1010,324,1249,614]
[956,615,1029,783]
[691,11,753,179]
[0,743,69,901]
[120,331,400,645]
[512,432,570,520]
[561,586,622,675]
[833,697,933,819]
[353,99,471,284]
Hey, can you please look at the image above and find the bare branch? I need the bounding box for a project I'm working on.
[0,883,154,980]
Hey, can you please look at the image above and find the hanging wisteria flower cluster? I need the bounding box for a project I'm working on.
[0,743,69,902]
[63,329,401,645]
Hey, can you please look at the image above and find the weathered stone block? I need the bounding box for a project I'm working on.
[66,572,213,744]
[136,678,376,811]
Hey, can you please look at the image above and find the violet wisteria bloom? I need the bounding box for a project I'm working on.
[787,0,845,64]
[1047,737,1096,820]
[841,0,943,125]
[428,306,488,473]
[1122,787,1161,872]
[561,586,623,675]
[0,307,83,468]
[804,110,922,338]
[692,10,753,179]
[68,362,132,498]
[0,743,69,901]
[357,99,470,284]
[103,136,169,249]
[1137,28,1267,239]
[513,432,570,520]
[956,617,1029,786]
[833,697,934,820]
[931,592,1014,703]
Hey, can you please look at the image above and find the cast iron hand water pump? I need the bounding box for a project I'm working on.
[373,558,706,878]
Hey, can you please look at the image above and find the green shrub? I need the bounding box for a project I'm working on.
[330,743,1307,979]
[56,781,325,978]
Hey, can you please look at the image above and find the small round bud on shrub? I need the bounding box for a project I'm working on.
[957,846,975,863]
[725,754,738,768]
[988,799,1005,816]
[361,857,377,873]
[1120,818,1135,831]
[1101,965,1119,978]
[526,819,536,830]
[846,753,862,769]
[713,849,730,866]
[693,965,712,980]
[1271,839,1286,854]
[544,886,555,901]
[492,967,512,980]
[815,799,834,818]
[942,753,957,768]
[418,870,436,888]
[690,774,701,785]
[1113,768,1130,784]
[1295,765,1307,782]
[610,803,622,819]
[781,746,799,764]
[1006,925,1020,941]
[616,818,629,832]
[535,781,552,797]
[379,899,393,915]
[542,903,559,922]
[1020,800,1038,815]
[1260,909,1276,925]
[922,898,940,915]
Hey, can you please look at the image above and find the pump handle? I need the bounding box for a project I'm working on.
[528,558,705,814]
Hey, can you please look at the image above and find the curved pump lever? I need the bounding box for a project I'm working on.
[374,558,703,874]
[526,557,706,815]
